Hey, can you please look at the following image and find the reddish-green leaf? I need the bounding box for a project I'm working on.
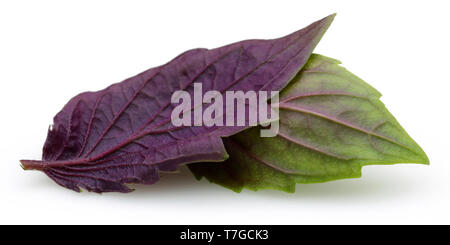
[189,54,429,193]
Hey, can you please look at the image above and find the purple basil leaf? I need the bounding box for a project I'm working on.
[20,14,334,193]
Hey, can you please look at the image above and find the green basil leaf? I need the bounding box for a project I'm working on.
[188,54,429,193]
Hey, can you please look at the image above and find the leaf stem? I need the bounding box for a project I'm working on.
[20,160,45,170]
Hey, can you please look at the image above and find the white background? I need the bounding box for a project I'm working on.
[1,0,449,225]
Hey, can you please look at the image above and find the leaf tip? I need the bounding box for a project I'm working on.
[323,13,337,25]
[415,151,430,165]
[404,142,430,165]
